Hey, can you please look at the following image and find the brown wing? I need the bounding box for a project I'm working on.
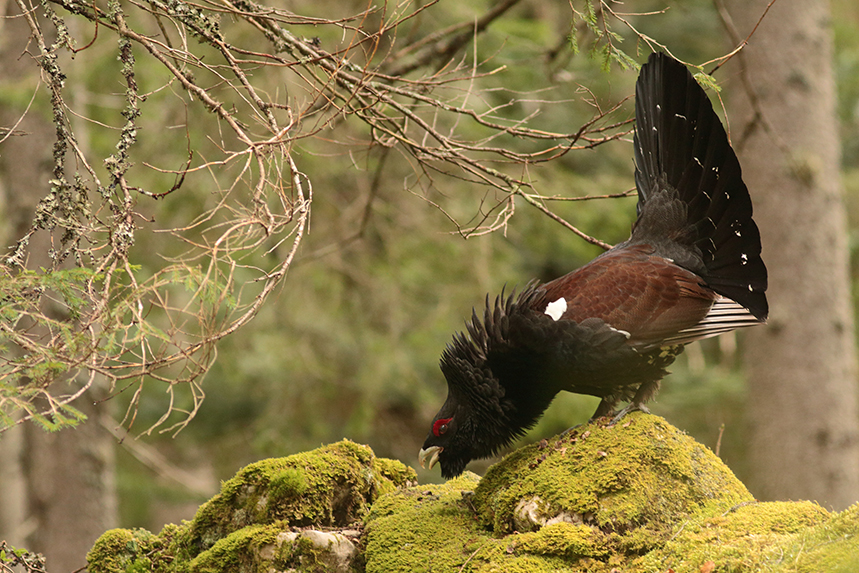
[535,244,717,348]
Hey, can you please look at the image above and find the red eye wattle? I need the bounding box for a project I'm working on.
[432,417,453,437]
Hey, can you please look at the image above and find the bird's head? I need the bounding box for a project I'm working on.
[418,358,513,479]
[419,399,475,479]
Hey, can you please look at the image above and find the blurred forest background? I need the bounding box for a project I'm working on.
[2,0,859,570]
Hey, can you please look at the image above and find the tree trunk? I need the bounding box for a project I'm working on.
[23,414,118,571]
[723,0,859,510]
[0,3,118,568]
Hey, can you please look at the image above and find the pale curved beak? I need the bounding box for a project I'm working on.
[418,446,442,470]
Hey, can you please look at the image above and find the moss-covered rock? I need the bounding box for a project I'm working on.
[472,413,752,555]
[87,418,859,573]
[363,472,490,572]
[640,499,859,572]
[186,439,415,555]
[362,414,859,572]
[88,440,415,573]
[86,528,164,573]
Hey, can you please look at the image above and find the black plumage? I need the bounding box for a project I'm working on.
[419,52,768,479]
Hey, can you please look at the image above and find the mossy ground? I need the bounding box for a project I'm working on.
[87,418,859,573]
[85,529,165,573]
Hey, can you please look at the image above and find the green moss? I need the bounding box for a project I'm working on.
[472,413,751,558]
[86,430,859,573]
[366,476,622,573]
[636,500,843,572]
[87,528,162,573]
[190,524,361,573]
[186,439,415,555]
[364,415,762,572]
[512,522,610,560]
[278,532,355,573]
[281,535,322,572]
[157,523,194,573]
[788,502,859,572]
[189,523,313,573]
[269,468,308,498]
[372,455,418,495]
[364,472,490,572]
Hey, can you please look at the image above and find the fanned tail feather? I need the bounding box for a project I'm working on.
[630,52,768,321]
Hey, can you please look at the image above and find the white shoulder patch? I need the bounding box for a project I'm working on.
[544,297,567,321]
[608,326,631,339]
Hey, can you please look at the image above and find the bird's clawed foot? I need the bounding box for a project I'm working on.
[608,402,650,426]
[561,399,650,437]
[560,422,585,437]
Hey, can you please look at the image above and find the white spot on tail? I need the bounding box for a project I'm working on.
[544,298,567,321]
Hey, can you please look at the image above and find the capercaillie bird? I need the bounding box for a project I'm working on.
[419,52,768,479]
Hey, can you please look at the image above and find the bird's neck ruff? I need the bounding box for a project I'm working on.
[439,285,552,458]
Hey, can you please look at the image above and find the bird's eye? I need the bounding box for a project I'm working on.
[432,417,453,437]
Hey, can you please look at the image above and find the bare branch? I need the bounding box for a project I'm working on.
[0,0,685,434]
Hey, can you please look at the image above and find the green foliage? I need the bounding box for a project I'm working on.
[0,541,47,573]
[0,260,246,433]
[571,0,641,72]
[692,71,721,93]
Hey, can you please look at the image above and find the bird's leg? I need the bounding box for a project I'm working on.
[610,402,651,425]
[559,398,616,437]
[559,425,582,437]
[590,398,617,421]
[610,380,659,425]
